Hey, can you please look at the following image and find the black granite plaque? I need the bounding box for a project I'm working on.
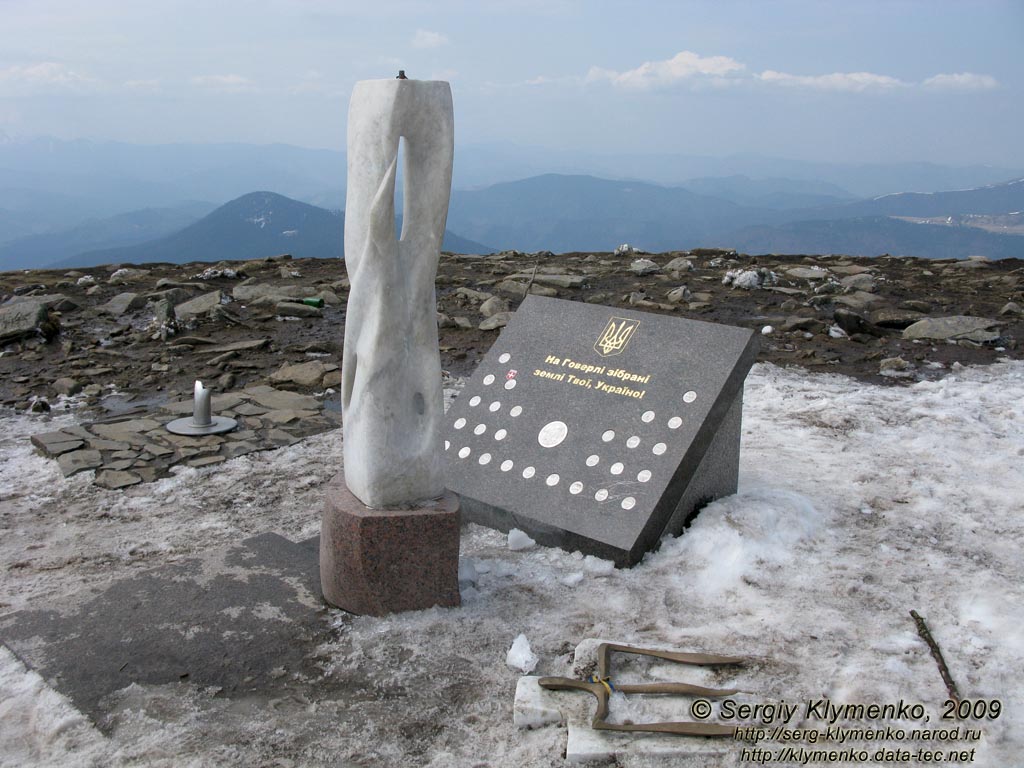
[444,295,758,566]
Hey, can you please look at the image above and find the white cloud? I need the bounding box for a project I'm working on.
[524,74,577,86]
[923,72,998,91]
[585,50,744,90]
[190,74,256,93]
[124,79,160,92]
[290,70,326,94]
[412,29,448,49]
[0,62,97,89]
[757,69,907,92]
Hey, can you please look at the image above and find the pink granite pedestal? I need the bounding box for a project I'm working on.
[320,473,461,616]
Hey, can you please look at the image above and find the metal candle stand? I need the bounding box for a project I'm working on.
[166,380,237,436]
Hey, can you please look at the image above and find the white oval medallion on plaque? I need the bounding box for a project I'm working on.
[537,420,568,448]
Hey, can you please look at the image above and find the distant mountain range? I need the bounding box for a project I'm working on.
[0,202,216,272]
[48,192,492,269]
[444,174,1024,258]
[728,216,1024,261]
[0,136,1022,270]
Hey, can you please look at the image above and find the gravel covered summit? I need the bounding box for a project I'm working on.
[1,249,1021,417]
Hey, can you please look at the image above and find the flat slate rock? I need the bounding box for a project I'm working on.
[0,533,325,732]
[31,386,337,487]
[902,315,1002,342]
[0,300,48,344]
[444,295,758,566]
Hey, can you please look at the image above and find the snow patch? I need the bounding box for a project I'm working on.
[506,634,539,673]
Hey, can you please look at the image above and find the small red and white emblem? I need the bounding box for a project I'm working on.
[506,369,518,380]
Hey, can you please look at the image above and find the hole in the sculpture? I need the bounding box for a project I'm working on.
[395,135,407,240]
[413,391,425,415]
[341,353,356,412]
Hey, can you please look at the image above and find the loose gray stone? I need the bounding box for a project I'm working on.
[52,378,82,396]
[454,287,494,303]
[840,273,877,292]
[151,298,176,325]
[57,449,103,477]
[233,283,313,302]
[514,274,587,289]
[31,431,84,456]
[833,291,884,311]
[233,402,269,416]
[833,308,878,337]
[880,357,913,377]
[89,438,132,451]
[665,286,692,304]
[175,291,223,319]
[275,301,321,317]
[269,361,335,388]
[262,408,318,424]
[41,439,85,456]
[870,308,926,329]
[786,267,831,280]
[902,316,1003,343]
[479,312,511,331]
[0,301,48,344]
[108,268,150,285]
[830,264,873,275]
[6,294,79,312]
[101,460,137,472]
[629,258,660,276]
[782,316,821,333]
[663,257,694,273]
[999,302,1022,316]
[96,418,161,433]
[146,287,193,306]
[155,278,205,289]
[901,300,932,313]
[494,279,558,298]
[947,258,990,270]
[479,296,510,317]
[203,339,270,354]
[244,387,319,412]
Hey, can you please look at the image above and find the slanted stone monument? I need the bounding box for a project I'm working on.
[320,76,461,615]
[444,296,758,566]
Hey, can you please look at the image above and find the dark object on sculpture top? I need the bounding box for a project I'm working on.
[396,70,408,79]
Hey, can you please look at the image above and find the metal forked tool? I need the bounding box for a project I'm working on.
[538,642,744,737]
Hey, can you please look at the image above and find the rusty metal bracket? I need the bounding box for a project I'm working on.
[538,642,743,737]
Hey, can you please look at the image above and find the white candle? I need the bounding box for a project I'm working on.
[193,380,212,426]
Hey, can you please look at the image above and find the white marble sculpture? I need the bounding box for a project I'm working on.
[341,78,454,508]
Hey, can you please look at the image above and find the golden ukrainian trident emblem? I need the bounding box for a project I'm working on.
[594,316,639,357]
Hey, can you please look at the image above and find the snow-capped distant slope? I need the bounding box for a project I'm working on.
[802,177,1024,220]
[56,191,493,268]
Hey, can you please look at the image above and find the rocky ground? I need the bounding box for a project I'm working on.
[1,247,1022,421]
[2,248,1023,767]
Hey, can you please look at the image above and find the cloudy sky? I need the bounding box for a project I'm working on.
[1,0,1021,165]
